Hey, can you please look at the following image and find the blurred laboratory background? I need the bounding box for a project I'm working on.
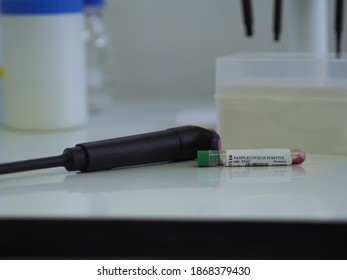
[101,0,346,100]
[1,0,347,107]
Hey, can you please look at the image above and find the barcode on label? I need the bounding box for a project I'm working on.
[247,163,269,166]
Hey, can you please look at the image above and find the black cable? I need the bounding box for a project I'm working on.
[0,155,67,174]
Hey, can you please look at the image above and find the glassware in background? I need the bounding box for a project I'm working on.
[84,0,111,113]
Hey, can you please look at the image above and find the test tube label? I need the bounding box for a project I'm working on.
[225,149,292,167]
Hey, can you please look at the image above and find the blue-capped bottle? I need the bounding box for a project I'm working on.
[84,0,110,112]
[1,0,87,130]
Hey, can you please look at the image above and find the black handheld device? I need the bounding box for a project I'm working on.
[0,126,220,174]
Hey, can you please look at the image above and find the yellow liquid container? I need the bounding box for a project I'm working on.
[215,53,347,155]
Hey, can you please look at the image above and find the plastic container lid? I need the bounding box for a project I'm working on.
[197,150,220,167]
[84,0,105,7]
[1,0,83,14]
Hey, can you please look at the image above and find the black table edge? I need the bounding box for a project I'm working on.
[1,218,346,259]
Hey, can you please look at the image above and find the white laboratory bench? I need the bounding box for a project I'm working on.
[0,98,347,259]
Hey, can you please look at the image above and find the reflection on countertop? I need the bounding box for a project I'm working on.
[197,165,306,183]
[0,154,346,222]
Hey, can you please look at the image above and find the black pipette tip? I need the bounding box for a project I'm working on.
[245,26,253,37]
[241,0,253,37]
[273,0,282,42]
[274,32,280,42]
[335,0,344,59]
[336,34,342,59]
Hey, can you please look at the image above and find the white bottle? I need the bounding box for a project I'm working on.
[84,0,110,112]
[1,0,87,131]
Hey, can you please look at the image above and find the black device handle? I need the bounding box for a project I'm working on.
[0,126,220,175]
[63,126,220,172]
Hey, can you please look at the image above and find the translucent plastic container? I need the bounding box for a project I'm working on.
[215,53,347,155]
